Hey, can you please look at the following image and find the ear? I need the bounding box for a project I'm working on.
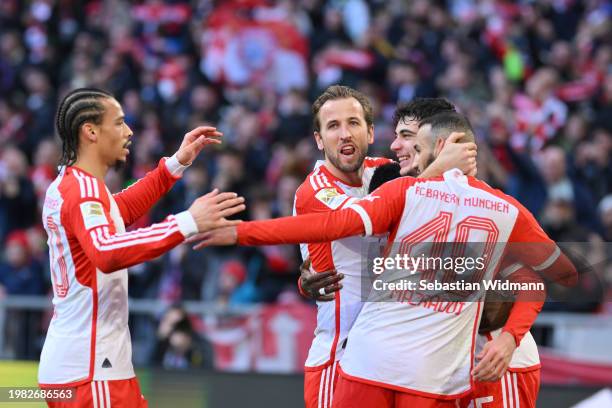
[367,124,374,145]
[314,131,324,151]
[81,122,98,143]
[433,137,445,156]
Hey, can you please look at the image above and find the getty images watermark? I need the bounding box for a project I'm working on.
[359,241,611,304]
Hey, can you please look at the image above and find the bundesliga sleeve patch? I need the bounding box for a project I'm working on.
[80,201,109,230]
[315,188,346,209]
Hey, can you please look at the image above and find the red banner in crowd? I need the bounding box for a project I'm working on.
[202,301,317,373]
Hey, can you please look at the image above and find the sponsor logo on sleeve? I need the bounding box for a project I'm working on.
[315,188,347,209]
[80,201,108,230]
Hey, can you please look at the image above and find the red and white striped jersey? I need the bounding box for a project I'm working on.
[236,170,569,398]
[293,158,391,370]
[338,170,558,398]
[39,156,198,386]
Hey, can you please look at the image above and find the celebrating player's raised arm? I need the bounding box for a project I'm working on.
[112,126,222,226]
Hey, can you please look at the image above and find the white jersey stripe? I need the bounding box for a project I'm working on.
[507,372,514,408]
[95,221,178,243]
[73,170,86,198]
[97,381,106,408]
[91,226,180,251]
[97,217,176,240]
[323,365,332,408]
[329,362,337,406]
[316,175,325,189]
[85,176,93,198]
[97,222,179,244]
[92,177,100,199]
[349,204,372,236]
[513,373,520,408]
[309,175,318,191]
[533,246,560,271]
[499,263,522,279]
[501,373,508,408]
[318,367,326,408]
[104,381,111,408]
[321,174,332,188]
[91,382,99,408]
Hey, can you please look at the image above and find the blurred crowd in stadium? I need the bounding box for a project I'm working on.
[0,0,611,368]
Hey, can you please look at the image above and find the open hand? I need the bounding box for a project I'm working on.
[175,126,223,165]
[187,189,245,233]
[418,132,477,178]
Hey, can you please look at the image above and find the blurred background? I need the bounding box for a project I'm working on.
[0,0,611,407]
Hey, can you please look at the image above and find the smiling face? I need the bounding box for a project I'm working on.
[95,98,133,167]
[390,116,419,173]
[314,97,373,176]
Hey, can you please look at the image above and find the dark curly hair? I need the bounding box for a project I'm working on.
[391,98,456,130]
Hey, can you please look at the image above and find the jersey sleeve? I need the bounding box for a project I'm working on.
[113,155,188,226]
[64,182,197,273]
[237,177,410,246]
[237,207,365,246]
[347,177,411,236]
[507,201,577,286]
[497,262,545,346]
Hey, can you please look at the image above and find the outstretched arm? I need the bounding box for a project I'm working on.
[238,208,366,246]
[189,177,411,248]
[70,188,244,273]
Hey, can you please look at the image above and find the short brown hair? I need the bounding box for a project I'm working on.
[311,85,373,133]
[419,111,475,144]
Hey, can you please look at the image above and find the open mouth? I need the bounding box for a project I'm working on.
[339,145,356,157]
[123,141,132,149]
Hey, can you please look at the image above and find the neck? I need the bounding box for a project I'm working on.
[73,149,108,180]
[324,158,363,186]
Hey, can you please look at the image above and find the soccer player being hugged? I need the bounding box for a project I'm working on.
[190,111,576,408]
[301,100,546,408]
[39,88,245,407]
[191,85,473,408]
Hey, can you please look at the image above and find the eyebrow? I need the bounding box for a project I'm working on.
[397,129,416,137]
[115,115,125,122]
